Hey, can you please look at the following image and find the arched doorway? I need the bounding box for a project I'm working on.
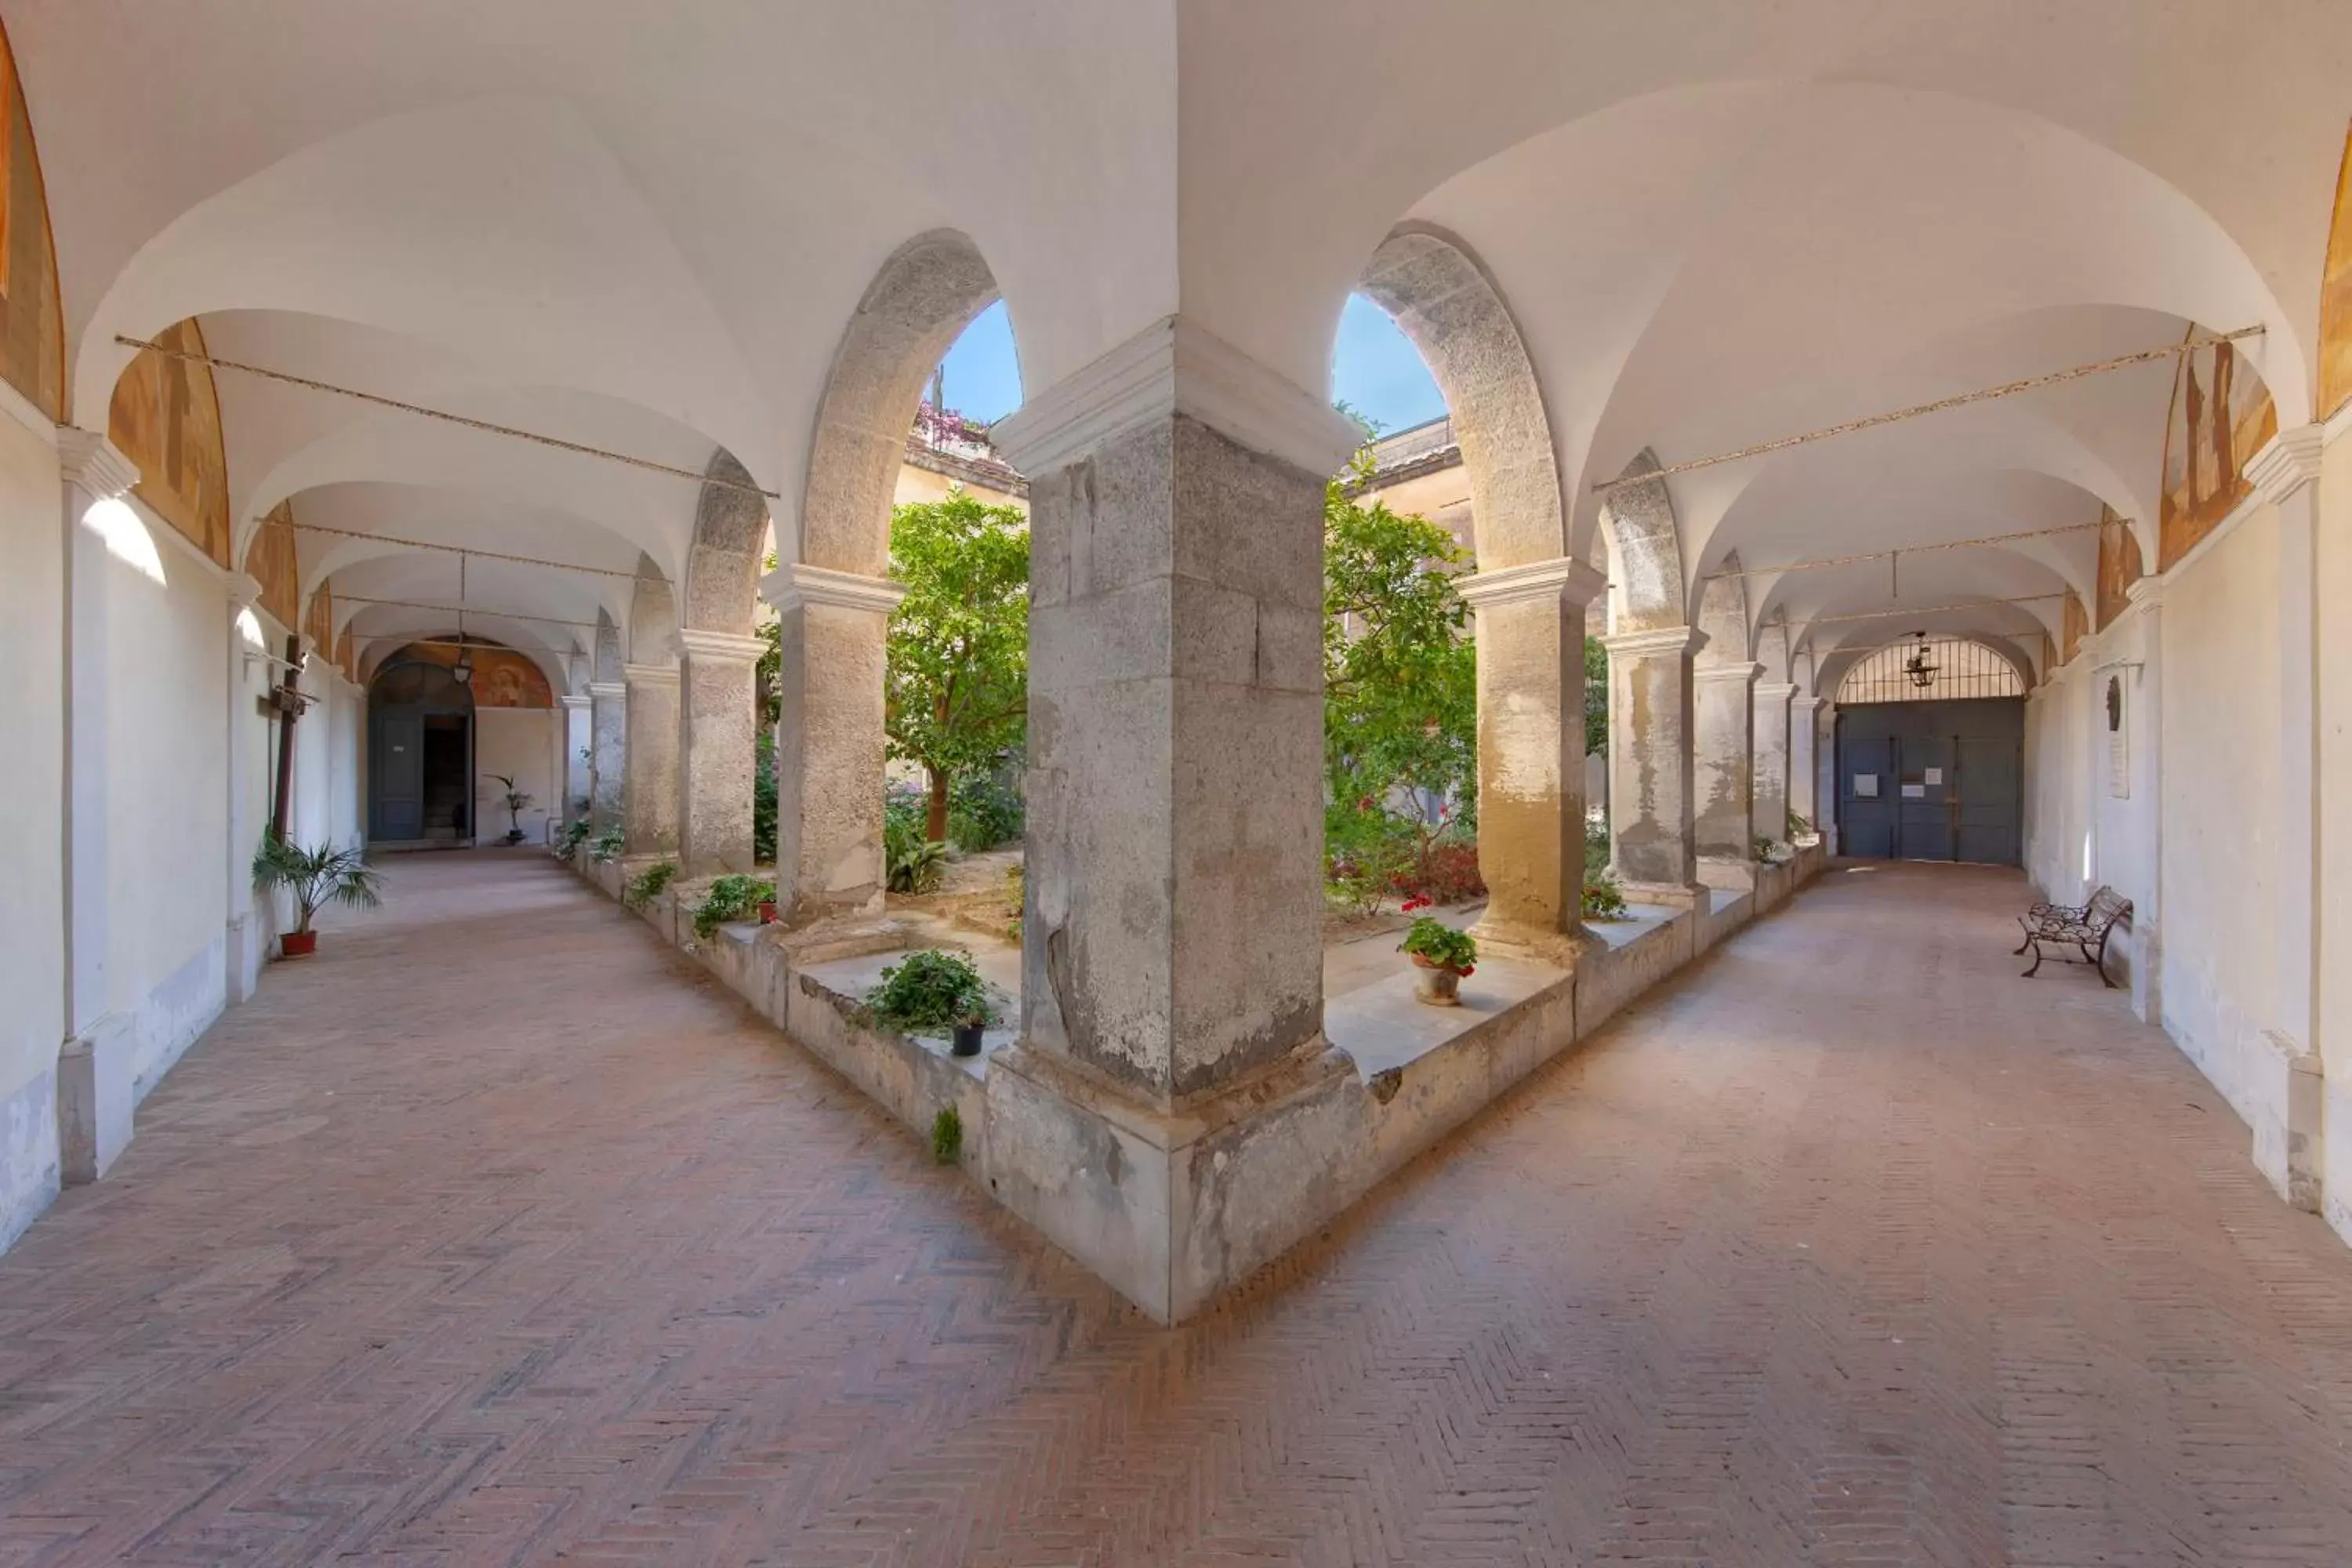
[368,647,475,844]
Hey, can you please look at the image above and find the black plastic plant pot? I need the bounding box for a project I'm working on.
[949,1023,985,1057]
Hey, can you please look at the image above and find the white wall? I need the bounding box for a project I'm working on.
[107,504,235,1100]
[474,706,557,846]
[0,404,64,1247]
[2315,427,2352,1241]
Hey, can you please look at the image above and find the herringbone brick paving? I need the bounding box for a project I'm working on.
[2,851,2348,1565]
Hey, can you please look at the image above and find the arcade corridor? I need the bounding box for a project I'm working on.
[2,853,2346,1564]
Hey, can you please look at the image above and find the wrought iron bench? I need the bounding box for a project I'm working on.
[2016,884,2131,985]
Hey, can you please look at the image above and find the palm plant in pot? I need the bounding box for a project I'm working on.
[252,833,382,956]
[488,774,533,845]
[1399,916,1477,1007]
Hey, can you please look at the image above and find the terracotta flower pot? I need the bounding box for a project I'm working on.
[758,901,777,924]
[1410,953,1461,1006]
[281,930,318,958]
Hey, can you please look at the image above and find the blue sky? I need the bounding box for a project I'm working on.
[933,295,1448,436]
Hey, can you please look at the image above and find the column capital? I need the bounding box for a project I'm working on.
[1456,555,1609,612]
[587,680,627,700]
[560,692,592,710]
[1791,694,1828,713]
[674,626,768,664]
[226,572,265,609]
[2247,423,2325,506]
[990,314,1363,480]
[620,662,679,688]
[1754,681,1799,702]
[1693,660,1765,685]
[760,561,908,615]
[1602,625,1708,660]
[56,427,139,501]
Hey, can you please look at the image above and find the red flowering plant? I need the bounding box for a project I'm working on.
[1399,916,1477,976]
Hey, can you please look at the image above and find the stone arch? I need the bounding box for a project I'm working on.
[593,609,623,684]
[1354,223,1563,570]
[796,230,1000,577]
[627,556,677,662]
[1597,449,1687,631]
[681,448,768,634]
[1693,552,1751,665]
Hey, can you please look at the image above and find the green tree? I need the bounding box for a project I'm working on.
[1323,458,1477,883]
[885,489,1030,841]
[1585,633,1609,756]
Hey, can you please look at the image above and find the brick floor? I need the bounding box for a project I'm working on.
[3,851,2350,1566]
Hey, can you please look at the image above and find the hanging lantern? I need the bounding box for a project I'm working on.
[1903,631,1939,690]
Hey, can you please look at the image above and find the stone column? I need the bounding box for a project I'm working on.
[675,627,767,877]
[1456,556,1609,963]
[2248,426,2325,1213]
[587,681,626,832]
[1693,659,1761,887]
[56,429,142,1185]
[982,318,1362,1321]
[224,572,270,1004]
[559,694,591,828]
[1751,681,1796,844]
[620,660,680,855]
[1603,626,1708,904]
[762,564,904,923]
[1789,695,1824,834]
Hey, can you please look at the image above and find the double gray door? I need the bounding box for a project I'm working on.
[1836,699,2022,866]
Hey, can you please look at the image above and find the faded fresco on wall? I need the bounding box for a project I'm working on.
[0,21,64,421]
[109,318,232,566]
[2158,329,2276,570]
[2094,506,2143,631]
[2321,122,2352,420]
[390,639,554,709]
[249,499,300,631]
[2060,589,2087,666]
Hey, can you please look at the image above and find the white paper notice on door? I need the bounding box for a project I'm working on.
[1923,768,1942,785]
[1853,774,1878,798]
[1900,783,1926,799]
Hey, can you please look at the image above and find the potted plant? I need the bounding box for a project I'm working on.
[759,895,779,924]
[488,774,533,845]
[252,833,382,956]
[864,949,996,1054]
[949,1004,987,1058]
[1399,916,1477,1007]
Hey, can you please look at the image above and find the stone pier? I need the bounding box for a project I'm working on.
[1603,626,1708,905]
[1693,659,1760,887]
[621,661,680,856]
[676,628,766,877]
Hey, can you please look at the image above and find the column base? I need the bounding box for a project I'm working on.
[1467,912,1587,967]
[1697,856,1757,892]
[58,1014,135,1185]
[1617,880,1708,910]
[2253,1029,2324,1214]
[983,1039,1363,1323]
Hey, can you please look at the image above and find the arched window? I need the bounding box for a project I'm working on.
[1837,636,2024,703]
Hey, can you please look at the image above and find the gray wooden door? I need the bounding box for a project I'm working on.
[372,707,424,840]
[1835,698,2023,866]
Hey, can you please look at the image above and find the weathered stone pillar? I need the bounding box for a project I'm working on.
[588,681,626,832]
[1789,695,1824,833]
[56,429,141,1185]
[2248,425,2325,1214]
[762,564,904,923]
[675,627,766,877]
[982,316,1362,1321]
[1751,681,1796,844]
[559,693,591,828]
[1457,557,1609,962]
[1603,626,1707,903]
[1693,659,1760,887]
[620,660,680,855]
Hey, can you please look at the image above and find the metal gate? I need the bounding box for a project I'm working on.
[1835,698,2024,866]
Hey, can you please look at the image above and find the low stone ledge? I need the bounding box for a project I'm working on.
[1575,905,1695,1036]
[1694,887,1755,956]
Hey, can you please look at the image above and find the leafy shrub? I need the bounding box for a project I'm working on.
[1753,837,1790,866]
[865,949,993,1033]
[1003,863,1025,944]
[1399,916,1477,974]
[931,1105,964,1164]
[588,825,626,863]
[947,774,1025,852]
[1585,810,1612,877]
[753,729,778,866]
[1326,803,1415,916]
[556,818,593,857]
[1788,808,1813,840]
[1583,867,1629,920]
[1390,837,1485,905]
[692,873,775,939]
[623,859,678,909]
[886,826,946,894]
